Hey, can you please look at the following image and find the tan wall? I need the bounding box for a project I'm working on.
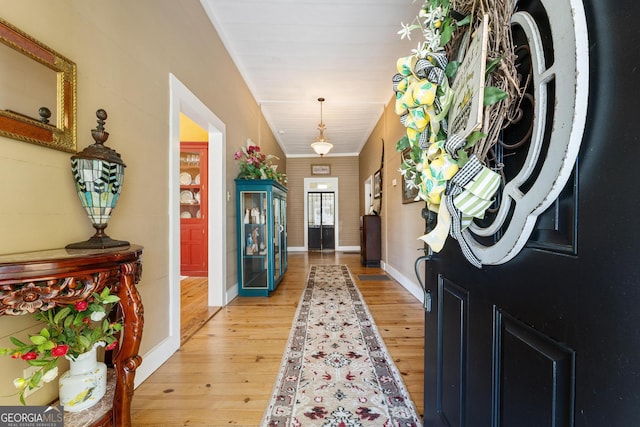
[285,156,360,248]
[0,0,283,406]
[359,106,426,282]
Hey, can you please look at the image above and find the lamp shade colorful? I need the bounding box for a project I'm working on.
[66,109,129,249]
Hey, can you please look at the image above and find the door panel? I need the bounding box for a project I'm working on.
[437,278,469,427]
[494,309,575,427]
[424,0,640,425]
[307,192,335,250]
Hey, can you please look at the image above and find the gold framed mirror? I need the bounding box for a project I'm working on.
[0,18,76,152]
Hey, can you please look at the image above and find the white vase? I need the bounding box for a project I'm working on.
[58,344,107,412]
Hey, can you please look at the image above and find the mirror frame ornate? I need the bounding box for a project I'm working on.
[0,18,77,153]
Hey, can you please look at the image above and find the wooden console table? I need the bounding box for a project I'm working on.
[0,245,144,427]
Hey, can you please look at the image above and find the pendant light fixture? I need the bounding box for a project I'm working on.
[311,97,333,156]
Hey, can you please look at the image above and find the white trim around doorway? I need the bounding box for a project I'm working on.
[136,74,227,387]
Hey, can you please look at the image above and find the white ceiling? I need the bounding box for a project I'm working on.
[200,0,418,157]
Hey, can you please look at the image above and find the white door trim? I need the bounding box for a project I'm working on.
[136,74,227,386]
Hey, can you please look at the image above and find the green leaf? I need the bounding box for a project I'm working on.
[64,315,73,329]
[78,335,91,350]
[440,21,455,46]
[51,307,68,324]
[41,341,55,351]
[466,131,486,147]
[103,295,120,304]
[39,328,50,339]
[19,394,26,406]
[484,86,508,105]
[445,61,460,79]
[73,312,85,326]
[411,145,422,163]
[10,337,28,347]
[456,149,470,167]
[30,335,47,346]
[485,56,503,76]
[456,15,471,26]
[395,135,409,152]
[30,370,42,387]
[27,359,50,367]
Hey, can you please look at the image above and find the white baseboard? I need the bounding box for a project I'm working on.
[134,336,179,388]
[288,246,361,252]
[381,261,425,304]
[226,282,239,303]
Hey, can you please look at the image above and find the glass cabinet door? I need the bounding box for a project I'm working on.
[240,191,268,290]
[281,197,287,273]
[273,197,281,281]
[180,150,203,220]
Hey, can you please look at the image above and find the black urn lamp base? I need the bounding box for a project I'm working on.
[66,235,130,250]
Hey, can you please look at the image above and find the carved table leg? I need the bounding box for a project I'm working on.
[112,260,144,427]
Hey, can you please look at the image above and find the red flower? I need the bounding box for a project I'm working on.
[11,352,21,359]
[21,351,38,360]
[82,317,91,325]
[105,341,118,351]
[74,301,89,311]
[51,345,69,357]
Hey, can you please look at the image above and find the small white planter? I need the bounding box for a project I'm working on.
[59,344,107,412]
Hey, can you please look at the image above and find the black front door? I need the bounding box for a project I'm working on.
[308,192,335,251]
[423,0,640,425]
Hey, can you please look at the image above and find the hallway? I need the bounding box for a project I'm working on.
[131,252,424,426]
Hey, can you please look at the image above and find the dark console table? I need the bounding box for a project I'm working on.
[0,245,144,427]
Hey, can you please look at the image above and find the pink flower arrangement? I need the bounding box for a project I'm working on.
[234,143,286,184]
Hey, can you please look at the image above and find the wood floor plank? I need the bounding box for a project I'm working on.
[181,276,221,344]
[132,252,424,426]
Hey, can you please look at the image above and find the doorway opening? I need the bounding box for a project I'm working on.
[169,74,226,352]
[307,192,335,251]
[304,177,339,251]
[364,175,373,215]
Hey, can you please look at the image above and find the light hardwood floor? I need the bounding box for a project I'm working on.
[132,252,424,426]
[180,277,221,344]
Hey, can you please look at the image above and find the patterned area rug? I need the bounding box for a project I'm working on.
[261,265,422,426]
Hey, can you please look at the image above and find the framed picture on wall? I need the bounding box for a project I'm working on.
[373,169,382,199]
[311,164,331,175]
[401,148,420,204]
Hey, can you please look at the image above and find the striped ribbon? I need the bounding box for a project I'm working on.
[443,155,501,268]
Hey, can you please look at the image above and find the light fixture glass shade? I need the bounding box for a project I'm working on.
[311,140,333,156]
[311,97,332,156]
[66,109,129,250]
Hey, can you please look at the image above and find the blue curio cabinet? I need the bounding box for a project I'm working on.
[235,179,288,296]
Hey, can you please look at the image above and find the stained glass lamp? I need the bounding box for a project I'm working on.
[66,109,129,249]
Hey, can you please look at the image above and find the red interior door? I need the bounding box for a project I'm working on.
[180,142,208,276]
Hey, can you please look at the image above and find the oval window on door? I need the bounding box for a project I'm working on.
[463,0,589,265]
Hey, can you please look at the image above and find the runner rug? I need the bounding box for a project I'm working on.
[261,265,422,427]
